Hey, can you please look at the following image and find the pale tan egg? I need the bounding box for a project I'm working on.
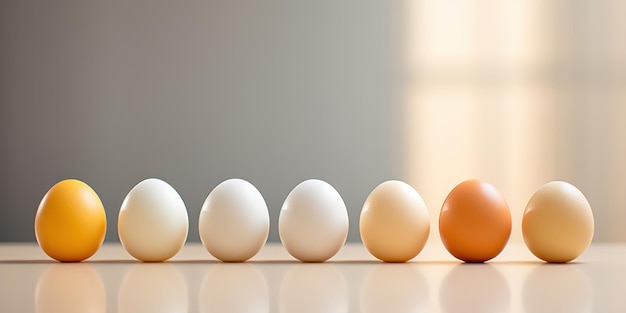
[522,181,594,263]
[360,180,430,262]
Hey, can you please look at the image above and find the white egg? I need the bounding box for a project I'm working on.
[118,178,189,262]
[278,179,349,262]
[199,178,270,262]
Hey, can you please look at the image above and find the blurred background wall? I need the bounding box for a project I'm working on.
[0,0,405,243]
[1,0,624,243]
[406,0,626,245]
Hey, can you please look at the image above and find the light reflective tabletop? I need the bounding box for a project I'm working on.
[1,243,623,312]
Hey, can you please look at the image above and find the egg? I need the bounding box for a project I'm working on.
[34,179,107,262]
[279,179,349,262]
[359,180,430,262]
[439,179,511,262]
[199,178,270,262]
[118,178,189,262]
[522,181,594,263]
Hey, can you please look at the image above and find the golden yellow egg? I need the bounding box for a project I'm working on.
[35,179,107,262]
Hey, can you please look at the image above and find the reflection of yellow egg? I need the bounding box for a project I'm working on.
[35,264,106,313]
[35,179,107,262]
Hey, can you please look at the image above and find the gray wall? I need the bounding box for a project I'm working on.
[0,0,405,242]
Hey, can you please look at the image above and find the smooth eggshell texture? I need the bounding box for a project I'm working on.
[118,178,189,262]
[35,179,107,262]
[360,180,430,262]
[439,179,511,262]
[279,179,349,262]
[199,178,270,262]
[522,181,594,263]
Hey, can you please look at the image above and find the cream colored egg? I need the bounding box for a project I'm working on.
[199,178,270,262]
[118,178,189,262]
[360,180,430,262]
[522,181,594,263]
[279,179,349,262]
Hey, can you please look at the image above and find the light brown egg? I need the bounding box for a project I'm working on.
[360,180,430,262]
[522,181,594,263]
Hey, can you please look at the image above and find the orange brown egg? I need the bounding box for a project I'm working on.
[439,179,511,262]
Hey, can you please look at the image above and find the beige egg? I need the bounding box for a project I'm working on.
[522,181,594,263]
[359,180,430,262]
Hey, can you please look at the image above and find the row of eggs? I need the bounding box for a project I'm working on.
[34,178,594,263]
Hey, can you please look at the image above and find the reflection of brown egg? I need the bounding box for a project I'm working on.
[35,264,106,313]
[440,264,510,313]
[439,180,511,262]
[360,264,429,313]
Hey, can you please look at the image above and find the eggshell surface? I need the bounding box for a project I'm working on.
[439,179,511,262]
[118,178,189,262]
[35,179,107,262]
[522,181,594,263]
[360,180,430,262]
[199,178,270,262]
[279,179,349,262]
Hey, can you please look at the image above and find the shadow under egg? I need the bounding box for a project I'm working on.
[522,264,592,313]
[198,263,269,313]
[439,263,510,313]
[360,263,429,313]
[35,263,106,313]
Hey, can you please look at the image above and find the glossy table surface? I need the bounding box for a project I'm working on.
[0,242,623,313]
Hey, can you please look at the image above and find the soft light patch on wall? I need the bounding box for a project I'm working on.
[405,0,561,245]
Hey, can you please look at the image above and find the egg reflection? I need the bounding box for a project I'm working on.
[440,264,510,313]
[118,264,187,313]
[279,264,348,313]
[360,264,428,313]
[35,264,106,313]
[199,263,269,313]
[523,264,592,313]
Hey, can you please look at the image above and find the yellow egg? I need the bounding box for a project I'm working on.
[522,181,594,263]
[35,179,107,262]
